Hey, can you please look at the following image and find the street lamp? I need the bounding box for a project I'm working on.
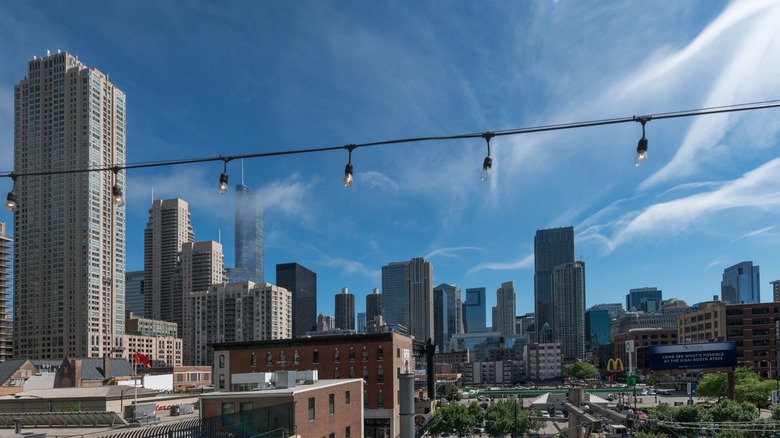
[14,393,52,412]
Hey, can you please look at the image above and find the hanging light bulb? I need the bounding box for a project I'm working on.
[218,159,229,194]
[634,116,650,167]
[5,174,17,212]
[111,167,124,206]
[5,192,17,212]
[481,132,494,181]
[344,145,355,187]
[112,185,124,206]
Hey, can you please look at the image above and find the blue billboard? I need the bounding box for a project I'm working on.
[649,342,737,371]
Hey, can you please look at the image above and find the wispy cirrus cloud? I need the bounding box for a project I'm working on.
[731,226,776,243]
[318,254,380,285]
[580,157,780,253]
[467,253,534,275]
[425,246,481,260]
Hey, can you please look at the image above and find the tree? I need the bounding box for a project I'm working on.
[445,383,462,402]
[483,398,543,437]
[693,368,774,407]
[565,361,599,380]
[708,399,758,423]
[427,402,482,437]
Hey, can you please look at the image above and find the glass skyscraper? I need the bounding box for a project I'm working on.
[464,287,487,333]
[276,262,317,338]
[534,226,574,342]
[626,287,662,312]
[233,182,263,282]
[721,261,760,304]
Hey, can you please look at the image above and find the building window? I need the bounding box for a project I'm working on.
[250,353,257,367]
[377,347,384,361]
[377,366,384,384]
[334,369,340,379]
[349,367,355,378]
[219,374,225,389]
[329,393,335,414]
[377,390,385,408]
[334,348,340,362]
[308,397,315,421]
[222,402,234,415]
[363,367,369,383]
[266,351,273,365]
[219,354,225,368]
[346,390,351,404]
[364,390,369,408]
[294,350,300,364]
[349,347,355,362]
[362,347,368,361]
[313,349,319,364]
[346,426,351,438]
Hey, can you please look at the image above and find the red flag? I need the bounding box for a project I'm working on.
[134,352,152,367]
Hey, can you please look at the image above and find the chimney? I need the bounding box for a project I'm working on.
[103,356,111,380]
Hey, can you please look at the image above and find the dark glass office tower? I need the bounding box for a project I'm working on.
[721,261,760,304]
[276,263,317,338]
[534,226,574,343]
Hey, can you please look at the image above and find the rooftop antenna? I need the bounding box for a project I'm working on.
[151,187,154,203]
[241,159,245,185]
[218,228,221,244]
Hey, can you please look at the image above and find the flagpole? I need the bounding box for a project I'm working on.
[133,353,138,412]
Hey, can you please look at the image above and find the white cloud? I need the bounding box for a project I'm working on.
[467,253,534,275]
[424,246,481,260]
[585,158,780,252]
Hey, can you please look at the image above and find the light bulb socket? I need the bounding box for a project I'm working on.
[344,163,354,187]
[482,156,492,171]
[112,185,124,206]
[637,137,648,154]
[219,172,229,194]
[5,192,18,212]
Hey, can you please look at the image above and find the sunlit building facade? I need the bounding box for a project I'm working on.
[13,51,126,358]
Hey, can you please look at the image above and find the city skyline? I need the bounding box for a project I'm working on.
[2,2,780,325]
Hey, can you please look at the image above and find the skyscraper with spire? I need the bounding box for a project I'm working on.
[232,164,264,283]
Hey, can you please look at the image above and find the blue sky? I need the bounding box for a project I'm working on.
[2,1,780,326]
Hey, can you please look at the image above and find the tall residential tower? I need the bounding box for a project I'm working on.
[534,226,574,342]
[12,52,126,358]
[232,182,263,282]
[144,198,193,322]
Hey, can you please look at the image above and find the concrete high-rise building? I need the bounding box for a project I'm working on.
[408,257,434,342]
[187,281,291,365]
[125,270,145,318]
[335,287,355,331]
[366,288,382,326]
[772,280,780,303]
[381,258,433,341]
[552,261,586,360]
[276,263,317,338]
[12,52,126,358]
[494,281,516,338]
[626,287,662,312]
[179,240,225,364]
[233,182,263,283]
[465,288,487,333]
[0,223,12,361]
[144,198,194,322]
[534,226,574,343]
[721,261,760,305]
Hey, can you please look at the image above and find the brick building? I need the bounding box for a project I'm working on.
[612,327,678,375]
[200,376,363,438]
[212,332,414,438]
[677,301,779,378]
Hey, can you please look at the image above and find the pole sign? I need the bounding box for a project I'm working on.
[649,342,737,371]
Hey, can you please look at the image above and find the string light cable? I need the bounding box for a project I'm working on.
[2,99,780,208]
